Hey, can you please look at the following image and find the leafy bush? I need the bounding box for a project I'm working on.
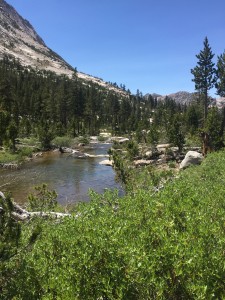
[78,135,90,145]
[17,147,33,160]
[0,147,34,164]
[3,151,225,299]
[27,184,58,212]
[52,136,73,148]
[126,140,139,160]
[0,193,21,298]
[168,160,176,168]
[111,140,124,150]
[97,135,108,142]
[0,150,18,163]
[19,137,39,146]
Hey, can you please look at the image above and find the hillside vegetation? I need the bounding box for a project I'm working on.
[1,150,225,299]
[1,32,225,299]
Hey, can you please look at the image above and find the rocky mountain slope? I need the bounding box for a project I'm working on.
[0,0,127,95]
[1,0,224,104]
[145,91,195,104]
[145,91,225,108]
[157,91,195,105]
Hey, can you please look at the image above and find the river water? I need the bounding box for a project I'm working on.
[0,143,124,205]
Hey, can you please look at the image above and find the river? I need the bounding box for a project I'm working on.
[0,143,124,205]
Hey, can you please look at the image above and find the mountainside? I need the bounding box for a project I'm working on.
[145,91,225,108]
[145,91,195,105]
[0,0,127,95]
[158,91,195,104]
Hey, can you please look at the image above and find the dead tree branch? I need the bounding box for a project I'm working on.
[0,191,71,221]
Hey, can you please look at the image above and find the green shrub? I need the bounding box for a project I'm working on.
[27,184,58,212]
[126,140,139,160]
[52,136,73,148]
[3,151,225,299]
[0,150,18,163]
[18,147,33,159]
[98,135,108,142]
[0,193,21,299]
[78,135,90,145]
[168,160,176,168]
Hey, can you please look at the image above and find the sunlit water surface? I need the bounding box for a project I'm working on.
[0,144,124,205]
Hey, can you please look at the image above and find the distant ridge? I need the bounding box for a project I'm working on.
[145,91,195,104]
[145,91,225,108]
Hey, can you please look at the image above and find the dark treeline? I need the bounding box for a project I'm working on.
[1,36,225,154]
[0,55,154,149]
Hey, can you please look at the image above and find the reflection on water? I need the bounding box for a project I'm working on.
[0,144,124,205]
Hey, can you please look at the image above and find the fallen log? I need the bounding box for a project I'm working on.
[0,191,71,221]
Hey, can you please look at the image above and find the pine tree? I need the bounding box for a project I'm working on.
[168,114,185,152]
[185,103,201,135]
[216,51,225,97]
[0,110,10,145]
[191,37,216,120]
[7,120,18,151]
[205,107,224,151]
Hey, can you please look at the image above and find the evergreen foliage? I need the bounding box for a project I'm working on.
[204,107,224,151]
[168,114,185,152]
[216,51,225,97]
[0,49,224,154]
[191,37,216,120]
[0,55,146,147]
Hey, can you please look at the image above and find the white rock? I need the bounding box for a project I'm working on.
[118,138,129,144]
[156,144,170,153]
[99,160,113,166]
[145,150,153,158]
[179,151,203,169]
[134,159,153,167]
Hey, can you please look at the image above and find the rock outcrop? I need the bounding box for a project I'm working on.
[99,160,113,166]
[179,151,203,169]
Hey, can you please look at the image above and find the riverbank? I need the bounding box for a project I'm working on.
[0,142,124,205]
[109,138,204,194]
[2,149,225,299]
[0,135,109,168]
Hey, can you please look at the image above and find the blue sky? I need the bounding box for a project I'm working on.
[6,0,225,96]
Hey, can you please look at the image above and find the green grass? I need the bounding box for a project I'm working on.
[0,147,34,164]
[0,150,18,163]
[2,150,225,299]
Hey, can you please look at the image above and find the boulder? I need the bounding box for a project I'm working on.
[134,159,154,167]
[179,151,203,169]
[33,152,43,157]
[156,144,170,154]
[99,132,111,137]
[145,150,153,158]
[111,137,129,144]
[99,159,113,166]
[59,147,74,153]
[118,138,129,144]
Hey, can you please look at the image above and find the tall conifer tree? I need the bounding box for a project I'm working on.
[216,51,225,97]
[191,37,216,120]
